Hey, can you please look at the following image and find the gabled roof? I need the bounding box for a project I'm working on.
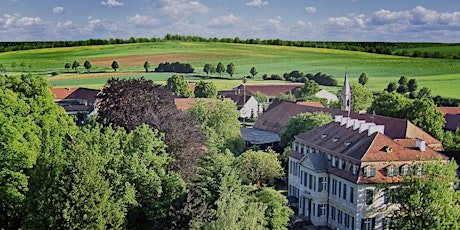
[50,87,100,102]
[299,152,328,172]
[437,107,460,132]
[222,94,253,109]
[234,83,304,97]
[296,101,325,108]
[174,98,219,111]
[254,100,442,149]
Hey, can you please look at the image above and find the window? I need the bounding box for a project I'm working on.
[319,177,327,192]
[343,184,347,200]
[309,174,313,190]
[346,162,352,172]
[332,179,337,195]
[332,156,337,167]
[331,206,336,220]
[338,210,343,224]
[318,204,327,217]
[387,165,399,177]
[364,166,376,177]
[416,165,423,176]
[302,172,307,186]
[333,136,340,142]
[361,218,375,230]
[352,164,359,175]
[338,159,344,169]
[365,188,374,205]
[400,165,410,176]
[338,182,342,198]
[344,213,350,228]
[350,187,354,203]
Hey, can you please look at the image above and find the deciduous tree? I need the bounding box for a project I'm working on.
[188,99,245,155]
[250,67,258,78]
[166,74,194,98]
[350,83,373,111]
[226,62,235,77]
[84,60,92,73]
[236,149,284,186]
[72,60,79,72]
[111,60,119,72]
[194,81,217,98]
[359,72,369,86]
[216,62,225,77]
[386,160,460,230]
[386,82,397,93]
[143,61,150,72]
[279,111,333,148]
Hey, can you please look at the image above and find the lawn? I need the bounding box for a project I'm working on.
[1,41,460,98]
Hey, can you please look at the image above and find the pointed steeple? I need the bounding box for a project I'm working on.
[341,74,351,115]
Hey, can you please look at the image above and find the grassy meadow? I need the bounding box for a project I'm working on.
[1,41,460,98]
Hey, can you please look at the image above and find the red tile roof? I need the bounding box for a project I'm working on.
[50,87,100,102]
[437,107,460,132]
[437,106,460,115]
[174,98,219,111]
[255,100,443,149]
[296,101,325,108]
[294,121,447,184]
[234,83,304,98]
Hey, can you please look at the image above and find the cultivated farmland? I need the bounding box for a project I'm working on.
[1,41,459,98]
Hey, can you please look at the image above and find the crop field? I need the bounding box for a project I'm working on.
[1,41,460,98]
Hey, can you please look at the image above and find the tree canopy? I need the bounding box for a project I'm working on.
[188,99,245,155]
[236,149,284,186]
[226,63,235,77]
[359,72,369,86]
[97,77,205,180]
[194,81,218,98]
[143,61,150,72]
[83,60,92,73]
[216,62,225,77]
[166,74,194,98]
[279,111,333,148]
[111,60,119,71]
[385,160,460,230]
[250,67,258,78]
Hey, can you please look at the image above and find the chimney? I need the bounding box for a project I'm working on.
[334,115,343,123]
[340,117,350,126]
[346,119,357,128]
[353,120,365,130]
[368,125,385,136]
[416,139,426,152]
[359,122,376,134]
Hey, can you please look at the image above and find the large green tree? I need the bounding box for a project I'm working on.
[143,61,151,72]
[188,99,245,155]
[235,149,284,186]
[71,60,79,72]
[350,83,373,111]
[386,160,460,230]
[97,78,205,181]
[0,74,75,229]
[254,187,293,230]
[295,80,320,100]
[166,74,194,98]
[279,111,333,148]
[194,81,217,98]
[367,91,412,118]
[250,67,258,78]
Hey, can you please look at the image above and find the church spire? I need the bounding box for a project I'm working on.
[341,73,351,115]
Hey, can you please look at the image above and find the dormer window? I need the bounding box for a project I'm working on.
[345,162,352,172]
[344,140,352,147]
[332,136,340,142]
[383,145,393,153]
[387,165,399,177]
[352,164,359,175]
[327,154,332,161]
[364,166,376,178]
[332,156,338,167]
[400,165,410,176]
[321,133,328,139]
[338,159,344,169]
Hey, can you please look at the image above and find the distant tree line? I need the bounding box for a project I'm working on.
[1,34,459,59]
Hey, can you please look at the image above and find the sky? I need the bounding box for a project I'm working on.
[1,0,460,42]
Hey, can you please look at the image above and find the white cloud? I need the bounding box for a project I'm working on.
[101,0,124,7]
[127,14,158,27]
[209,14,242,27]
[1,14,42,28]
[158,0,208,17]
[53,6,64,14]
[246,0,268,7]
[305,7,316,14]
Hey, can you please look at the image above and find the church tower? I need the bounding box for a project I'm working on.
[341,74,351,115]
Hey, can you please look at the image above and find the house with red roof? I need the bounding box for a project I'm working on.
[288,115,448,229]
[50,87,100,116]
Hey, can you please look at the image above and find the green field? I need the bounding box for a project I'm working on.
[1,41,460,98]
